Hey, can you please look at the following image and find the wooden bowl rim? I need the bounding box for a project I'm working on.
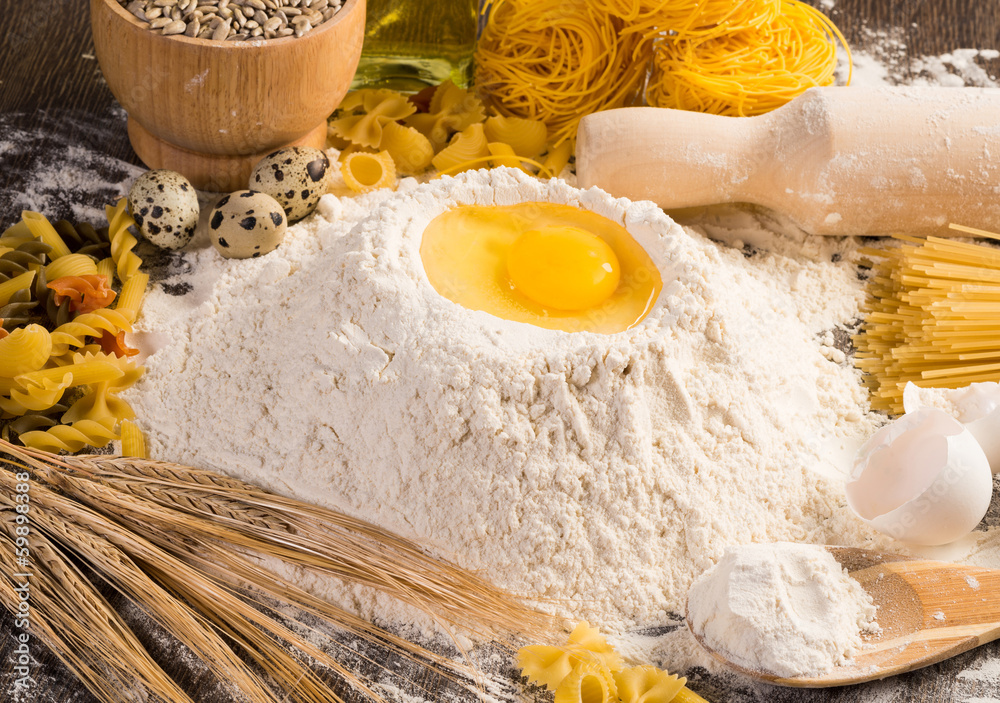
[94,0,362,50]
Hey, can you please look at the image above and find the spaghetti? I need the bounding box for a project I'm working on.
[647,0,851,117]
[855,226,1000,415]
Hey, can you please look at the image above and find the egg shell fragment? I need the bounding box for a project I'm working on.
[903,381,1000,474]
[846,407,992,546]
[249,147,331,223]
[128,170,200,250]
[208,190,287,260]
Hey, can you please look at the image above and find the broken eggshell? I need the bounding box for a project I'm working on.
[903,381,1000,474]
[846,407,992,546]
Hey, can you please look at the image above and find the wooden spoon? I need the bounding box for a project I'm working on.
[688,547,1000,687]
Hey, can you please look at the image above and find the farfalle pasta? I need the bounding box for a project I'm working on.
[518,622,709,703]
[614,666,686,703]
[330,89,417,149]
[406,80,487,150]
[518,621,623,691]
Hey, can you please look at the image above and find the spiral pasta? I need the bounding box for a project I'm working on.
[0,325,52,377]
[46,252,99,280]
[0,376,71,416]
[49,308,133,358]
[0,206,149,452]
[18,417,119,452]
[107,199,142,283]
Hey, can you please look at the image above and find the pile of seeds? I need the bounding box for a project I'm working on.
[118,0,343,40]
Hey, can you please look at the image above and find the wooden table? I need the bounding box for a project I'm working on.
[3,1,1000,701]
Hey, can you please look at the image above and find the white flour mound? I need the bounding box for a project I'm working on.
[126,167,887,634]
[687,542,880,678]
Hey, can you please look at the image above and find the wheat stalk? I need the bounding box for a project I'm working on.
[0,440,557,703]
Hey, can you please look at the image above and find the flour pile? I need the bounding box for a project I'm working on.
[687,542,880,678]
[124,168,889,637]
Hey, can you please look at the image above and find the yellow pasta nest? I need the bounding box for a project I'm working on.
[646,0,850,117]
[475,0,650,146]
[340,151,398,193]
[592,0,781,41]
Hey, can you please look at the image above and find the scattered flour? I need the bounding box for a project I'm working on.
[686,543,880,678]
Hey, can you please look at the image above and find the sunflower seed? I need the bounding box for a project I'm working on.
[115,0,337,39]
[162,19,187,34]
[212,16,232,39]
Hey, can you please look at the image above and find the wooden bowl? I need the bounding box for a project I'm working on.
[90,0,365,191]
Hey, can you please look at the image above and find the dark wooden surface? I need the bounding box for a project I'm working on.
[4,1,1000,701]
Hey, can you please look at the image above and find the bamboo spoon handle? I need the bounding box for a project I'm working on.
[577,87,1000,236]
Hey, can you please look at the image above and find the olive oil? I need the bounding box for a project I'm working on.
[351,0,478,91]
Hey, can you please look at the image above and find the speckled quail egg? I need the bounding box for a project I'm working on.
[128,170,199,250]
[249,147,331,223]
[208,190,287,259]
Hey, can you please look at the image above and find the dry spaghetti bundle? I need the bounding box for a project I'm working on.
[647,0,849,117]
[474,0,651,146]
[855,225,1000,415]
[592,0,781,41]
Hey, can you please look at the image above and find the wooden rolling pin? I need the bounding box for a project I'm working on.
[577,87,1000,236]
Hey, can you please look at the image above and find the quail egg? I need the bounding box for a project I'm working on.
[249,147,331,223]
[208,191,287,260]
[128,170,200,250]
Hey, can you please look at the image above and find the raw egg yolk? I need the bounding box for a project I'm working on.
[507,226,620,311]
[419,202,662,334]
